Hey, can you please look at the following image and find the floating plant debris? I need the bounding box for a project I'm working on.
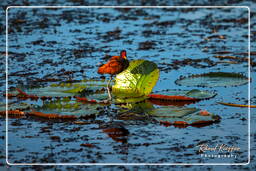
[148,89,217,102]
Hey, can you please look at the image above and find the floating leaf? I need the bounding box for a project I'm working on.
[149,106,200,119]
[116,101,154,121]
[112,60,159,98]
[185,89,217,99]
[148,94,198,101]
[148,98,196,106]
[28,110,77,119]
[9,80,108,98]
[0,110,25,116]
[116,101,220,127]
[148,106,220,127]
[152,89,216,100]
[218,102,256,108]
[175,72,249,87]
[147,89,216,106]
[33,99,104,118]
[0,102,32,111]
[0,102,32,117]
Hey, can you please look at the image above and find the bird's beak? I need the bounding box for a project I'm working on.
[123,56,127,59]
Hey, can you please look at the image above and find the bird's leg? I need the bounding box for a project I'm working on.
[107,76,112,101]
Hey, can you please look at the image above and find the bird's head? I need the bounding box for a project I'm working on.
[120,50,127,59]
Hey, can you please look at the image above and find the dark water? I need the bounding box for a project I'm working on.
[0,3,256,171]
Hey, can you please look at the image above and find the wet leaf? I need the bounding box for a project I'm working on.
[185,89,217,99]
[0,102,32,111]
[218,102,256,108]
[148,94,198,101]
[148,98,196,106]
[112,60,160,98]
[10,80,108,98]
[147,89,217,106]
[0,110,25,116]
[116,101,220,127]
[32,99,104,118]
[116,101,154,120]
[149,106,200,119]
[175,72,249,87]
[148,106,220,126]
[28,110,77,119]
[0,102,32,117]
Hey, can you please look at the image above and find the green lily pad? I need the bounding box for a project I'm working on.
[33,99,104,117]
[116,101,220,126]
[0,102,32,111]
[149,106,220,125]
[112,60,160,98]
[185,89,217,99]
[175,72,249,87]
[116,101,155,121]
[148,106,200,119]
[9,79,109,98]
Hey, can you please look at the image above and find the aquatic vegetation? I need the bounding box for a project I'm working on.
[28,110,77,119]
[148,94,199,101]
[148,106,221,128]
[115,101,220,126]
[0,110,25,116]
[175,72,249,87]
[112,60,160,98]
[218,102,256,108]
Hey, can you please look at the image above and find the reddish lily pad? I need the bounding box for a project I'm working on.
[147,89,216,106]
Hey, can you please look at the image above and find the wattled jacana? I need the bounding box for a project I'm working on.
[98,50,129,101]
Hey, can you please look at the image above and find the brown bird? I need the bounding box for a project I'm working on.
[98,50,129,101]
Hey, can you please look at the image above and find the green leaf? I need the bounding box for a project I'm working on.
[148,106,220,125]
[33,99,104,117]
[10,80,109,98]
[112,60,160,98]
[148,106,200,119]
[0,102,32,111]
[175,72,249,87]
[116,101,154,121]
[116,101,221,126]
[185,89,217,99]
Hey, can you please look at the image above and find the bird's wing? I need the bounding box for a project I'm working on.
[109,60,121,67]
[110,56,120,60]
